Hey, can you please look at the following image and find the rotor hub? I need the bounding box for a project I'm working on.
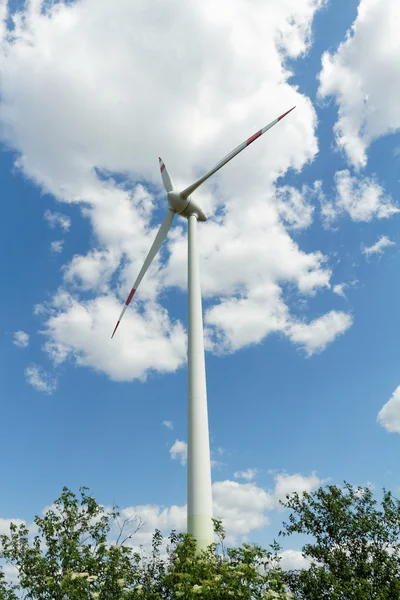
[168,191,207,222]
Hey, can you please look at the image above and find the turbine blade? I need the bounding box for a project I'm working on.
[180,106,296,199]
[159,157,174,192]
[111,209,175,338]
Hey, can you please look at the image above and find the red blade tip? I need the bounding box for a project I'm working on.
[125,288,136,306]
[111,321,120,339]
[278,106,296,121]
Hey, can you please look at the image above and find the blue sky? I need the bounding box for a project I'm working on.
[1,0,400,566]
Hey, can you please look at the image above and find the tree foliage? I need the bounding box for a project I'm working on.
[280,482,400,599]
[0,486,293,599]
[0,571,18,600]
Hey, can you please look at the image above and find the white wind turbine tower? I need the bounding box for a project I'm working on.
[112,106,296,551]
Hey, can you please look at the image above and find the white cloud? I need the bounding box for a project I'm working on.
[167,438,222,469]
[272,471,325,506]
[1,564,19,587]
[333,280,358,297]
[320,201,338,229]
[213,480,273,539]
[0,517,25,536]
[13,330,29,348]
[0,0,321,194]
[118,503,187,551]
[44,209,71,231]
[362,235,395,256]
[162,420,174,430]
[234,468,258,481]
[50,240,64,253]
[24,364,57,394]
[325,170,399,223]
[377,386,400,433]
[0,0,351,381]
[204,283,291,353]
[63,249,120,291]
[279,549,311,571]
[41,293,186,381]
[333,283,346,298]
[169,440,188,466]
[213,471,324,541]
[274,184,315,230]
[287,310,353,356]
[169,440,222,469]
[318,0,400,168]
[166,200,332,299]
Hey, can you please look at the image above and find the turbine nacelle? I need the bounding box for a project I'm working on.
[167,190,207,222]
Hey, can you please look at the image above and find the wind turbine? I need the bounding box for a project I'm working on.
[112,105,296,551]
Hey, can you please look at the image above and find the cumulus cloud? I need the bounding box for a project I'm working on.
[377,386,400,433]
[234,468,258,481]
[213,480,273,538]
[322,170,399,225]
[41,293,186,381]
[24,364,57,394]
[0,0,351,382]
[169,440,188,466]
[44,209,71,231]
[13,330,29,348]
[213,471,325,542]
[279,549,311,571]
[362,235,395,256]
[63,249,120,291]
[318,0,400,168]
[162,420,174,430]
[0,0,321,193]
[204,283,291,353]
[287,310,353,356]
[272,471,325,506]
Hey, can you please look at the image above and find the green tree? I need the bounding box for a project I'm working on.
[0,570,18,600]
[0,486,294,599]
[280,482,400,599]
[0,486,143,600]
